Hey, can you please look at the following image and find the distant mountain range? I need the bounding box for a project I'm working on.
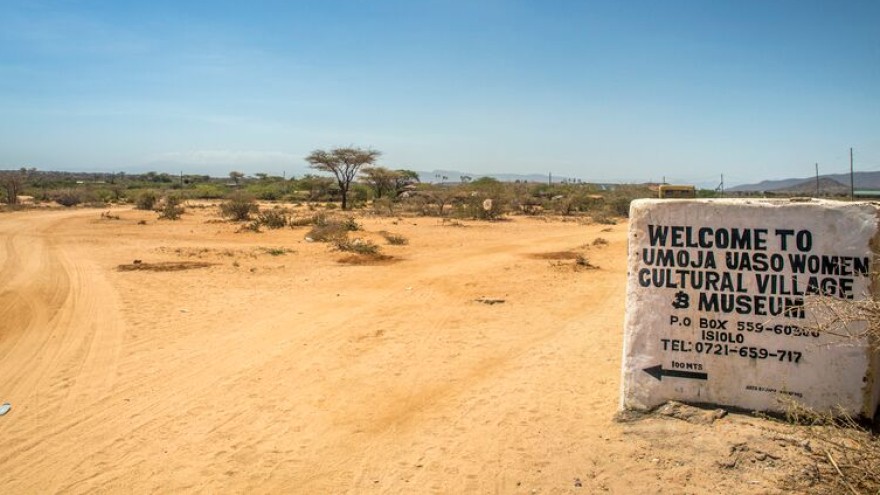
[729,171,880,193]
[416,170,573,184]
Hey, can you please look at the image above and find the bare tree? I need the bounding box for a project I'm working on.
[0,169,25,205]
[306,147,380,210]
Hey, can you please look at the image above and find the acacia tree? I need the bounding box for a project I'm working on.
[361,166,397,199]
[229,171,245,186]
[392,170,419,196]
[361,167,420,199]
[306,147,380,210]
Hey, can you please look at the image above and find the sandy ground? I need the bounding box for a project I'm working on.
[0,205,822,493]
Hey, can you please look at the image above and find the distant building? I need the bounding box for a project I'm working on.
[658,184,696,199]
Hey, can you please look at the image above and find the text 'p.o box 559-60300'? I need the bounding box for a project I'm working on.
[620,198,880,419]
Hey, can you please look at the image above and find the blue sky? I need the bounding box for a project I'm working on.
[0,1,878,186]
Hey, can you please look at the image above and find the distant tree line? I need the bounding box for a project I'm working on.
[1,146,667,220]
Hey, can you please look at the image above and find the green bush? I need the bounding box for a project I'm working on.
[192,184,227,199]
[246,183,286,201]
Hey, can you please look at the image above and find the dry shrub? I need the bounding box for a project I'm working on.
[777,401,880,494]
[804,296,880,349]
[236,221,262,233]
[591,211,616,225]
[592,237,609,247]
[772,296,880,493]
[441,218,467,227]
[575,254,598,269]
[342,216,361,231]
[136,190,157,210]
[530,251,579,260]
[257,208,289,229]
[117,261,215,272]
[372,197,396,216]
[379,231,408,245]
[221,192,259,221]
[336,253,396,265]
[54,189,82,207]
[333,238,380,256]
[158,195,185,220]
[306,222,348,242]
[289,215,315,227]
[260,247,293,256]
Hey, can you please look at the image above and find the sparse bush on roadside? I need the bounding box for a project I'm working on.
[289,215,315,227]
[372,197,396,216]
[776,400,880,494]
[601,186,653,218]
[312,211,328,226]
[54,189,83,207]
[592,211,616,225]
[770,296,880,493]
[333,238,380,256]
[236,220,262,233]
[379,231,408,245]
[158,195,184,220]
[260,247,293,256]
[453,195,506,221]
[592,237,609,246]
[290,211,328,228]
[342,216,360,231]
[306,222,348,242]
[606,196,633,217]
[136,190,158,210]
[220,192,259,221]
[257,208,290,229]
[575,254,598,269]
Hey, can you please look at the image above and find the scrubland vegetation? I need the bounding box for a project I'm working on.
[0,167,666,223]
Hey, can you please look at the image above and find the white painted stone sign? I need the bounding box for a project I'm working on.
[620,198,880,418]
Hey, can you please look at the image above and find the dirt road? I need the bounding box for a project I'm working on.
[0,207,808,493]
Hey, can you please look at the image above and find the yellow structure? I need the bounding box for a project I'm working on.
[658,184,696,199]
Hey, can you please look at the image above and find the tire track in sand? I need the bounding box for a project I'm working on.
[0,210,127,491]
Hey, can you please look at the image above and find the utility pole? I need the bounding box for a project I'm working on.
[815,163,819,197]
[850,147,854,201]
[548,172,552,185]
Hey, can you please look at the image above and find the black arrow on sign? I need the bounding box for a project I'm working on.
[643,365,708,381]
